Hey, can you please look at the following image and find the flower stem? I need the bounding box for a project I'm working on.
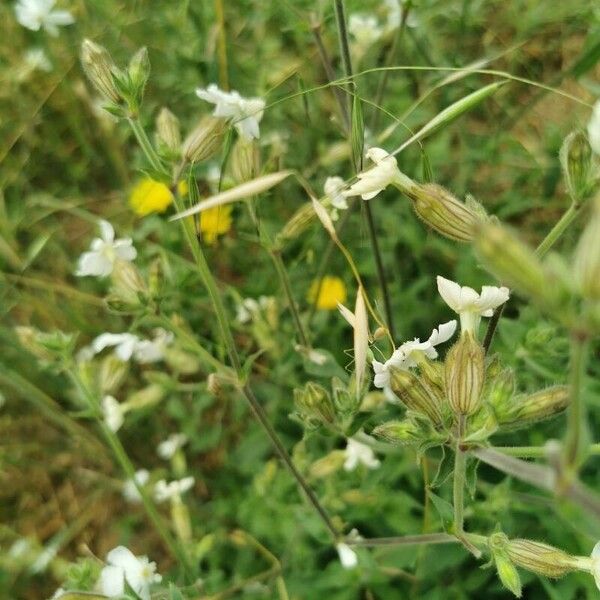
[171,193,339,540]
[453,415,466,536]
[333,0,396,341]
[494,443,600,459]
[483,199,583,353]
[564,332,590,469]
[127,117,167,176]
[347,533,457,547]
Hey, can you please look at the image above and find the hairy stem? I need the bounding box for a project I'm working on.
[453,415,466,536]
[127,117,166,176]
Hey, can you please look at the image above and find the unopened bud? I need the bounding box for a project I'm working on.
[417,358,445,398]
[230,138,260,183]
[111,260,147,306]
[164,347,200,374]
[294,382,335,425]
[504,537,576,579]
[171,497,192,543]
[496,386,569,429]
[80,39,121,104]
[125,383,165,410]
[409,183,480,242]
[182,116,226,163]
[127,47,150,96]
[207,373,224,398]
[574,196,600,300]
[445,333,485,416]
[309,450,345,478]
[15,327,75,362]
[487,368,515,416]
[332,377,360,417]
[276,202,316,246]
[493,551,522,598]
[372,420,422,445]
[390,369,444,424]
[560,130,593,201]
[156,107,181,156]
[474,221,555,306]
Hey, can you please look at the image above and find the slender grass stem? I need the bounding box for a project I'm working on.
[483,199,583,353]
[347,533,457,547]
[333,0,396,340]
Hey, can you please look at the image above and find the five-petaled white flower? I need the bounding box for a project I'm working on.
[348,14,383,55]
[587,100,600,156]
[102,395,125,432]
[372,320,457,390]
[336,543,358,569]
[196,83,265,140]
[122,469,150,503]
[154,477,195,503]
[436,276,509,334]
[343,438,380,471]
[90,329,173,363]
[76,220,136,278]
[324,176,348,212]
[157,433,188,460]
[98,545,161,600]
[24,48,52,72]
[15,0,74,36]
[342,147,401,200]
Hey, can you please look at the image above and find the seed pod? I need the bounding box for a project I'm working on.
[276,202,315,246]
[98,354,129,394]
[559,130,593,201]
[294,382,336,425]
[474,220,556,306]
[390,368,444,425]
[574,196,600,301]
[182,116,226,163]
[409,183,480,242]
[127,47,150,98]
[487,368,515,415]
[505,538,576,579]
[111,260,147,306]
[445,333,485,416]
[80,39,121,104]
[230,138,261,183]
[496,386,569,429]
[418,358,445,398]
[372,420,422,445]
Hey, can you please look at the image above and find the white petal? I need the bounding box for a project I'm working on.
[337,543,358,569]
[591,541,600,560]
[76,251,112,277]
[46,10,74,26]
[436,276,463,312]
[588,101,600,156]
[477,285,510,313]
[366,147,394,164]
[99,220,115,243]
[427,320,457,346]
[99,564,125,597]
[113,240,137,261]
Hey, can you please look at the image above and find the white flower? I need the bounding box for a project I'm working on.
[372,320,456,390]
[50,587,67,599]
[590,541,600,590]
[324,176,348,215]
[102,395,124,432]
[436,276,509,333]
[15,0,74,36]
[157,433,188,460]
[343,438,380,471]
[342,147,401,200]
[588,100,600,156]
[196,83,265,140]
[154,477,195,503]
[122,469,150,503]
[76,220,136,278]
[90,329,173,363]
[336,543,358,569]
[99,546,161,600]
[348,14,383,53]
[25,48,52,72]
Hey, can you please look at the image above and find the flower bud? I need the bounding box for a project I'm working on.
[389,368,444,425]
[417,358,445,399]
[127,47,150,96]
[408,183,480,242]
[574,196,600,301]
[80,39,121,104]
[294,382,336,425]
[171,496,192,543]
[493,551,522,598]
[496,386,569,429]
[156,107,181,156]
[444,333,485,416]
[15,327,75,363]
[474,220,555,306]
[98,354,129,394]
[332,377,360,418]
[309,450,346,478]
[164,347,200,374]
[276,202,315,246]
[125,383,165,410]
[207,372,224,399]
[559,130,593,201]
[372,420,422,445]
[182,116,226,163]
[230,138,260,183]
[486,368,515,416]
[504,537,576,579]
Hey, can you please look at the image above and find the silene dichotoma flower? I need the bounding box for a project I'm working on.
[154,477,195,503]
[90,329,173,363]
[102,395,125,432]
[122,469,150,503]
[157,433,188,460]
[336,543,359,569]
[342,147,402,200]
[196,83,265,140]
[436,276,509,334]
[372,320,457,390]
[343,438,380,471]
[98,545,161,600]
[15,0,74,36]
[324,176,348,212]
[76,220,136,278]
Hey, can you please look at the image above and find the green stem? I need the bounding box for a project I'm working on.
[67,370,194,576]
[171,194,339,540]
[483,200,583,353]
[564,333,590,468]
[494,443,600,459]
[453,416,466,536]
[347,533,457,547]
[127,117,167,176]
[333,0,396,340]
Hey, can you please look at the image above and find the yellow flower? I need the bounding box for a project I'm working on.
[308,276,347,310]
[129,178,173,216]
[200,205,233,245]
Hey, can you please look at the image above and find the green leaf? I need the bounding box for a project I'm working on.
[427,490,455,531]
